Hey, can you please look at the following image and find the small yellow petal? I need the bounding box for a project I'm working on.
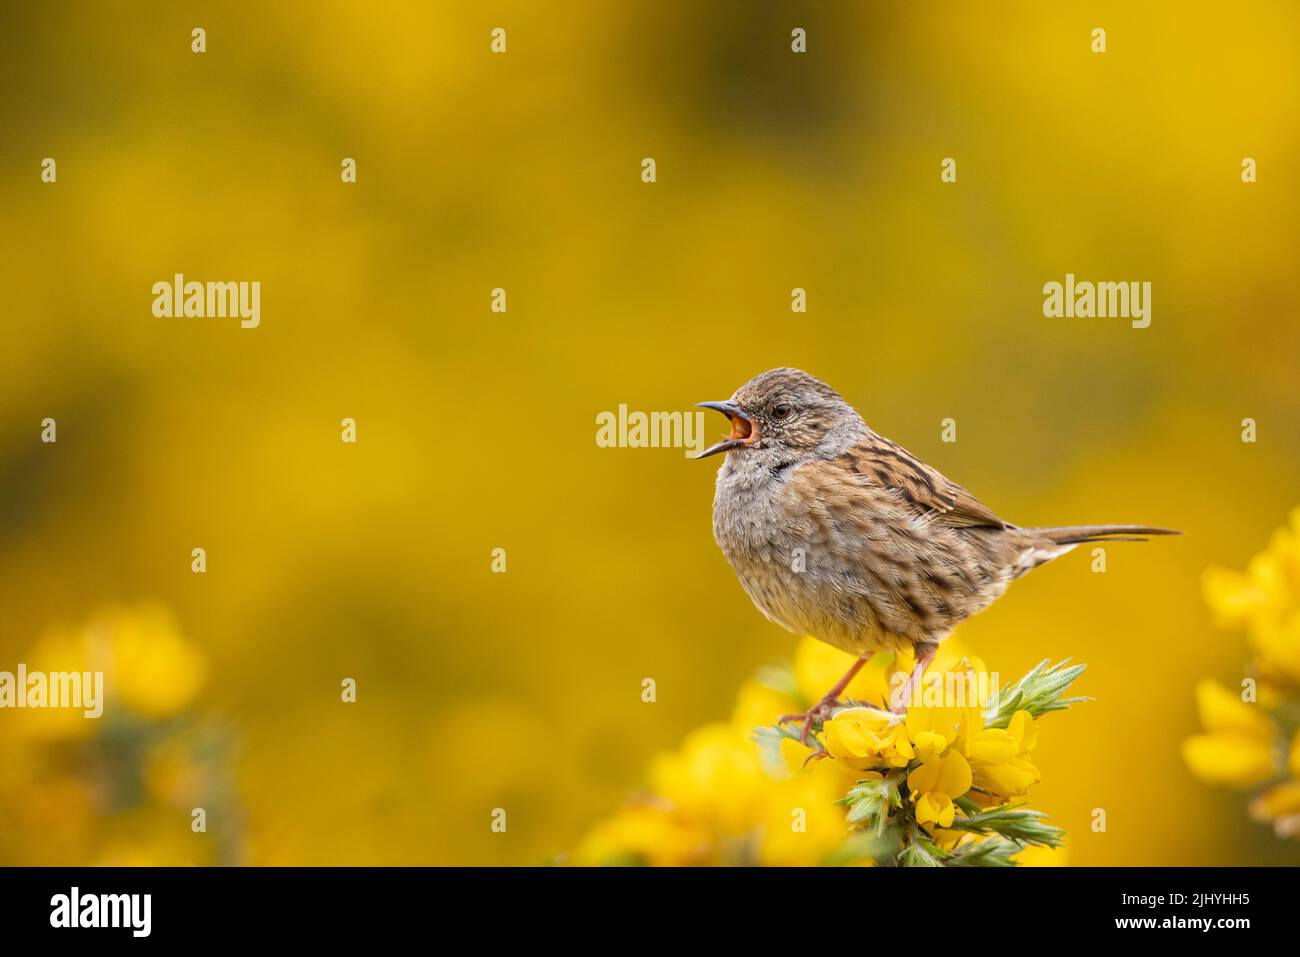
[1195,680,1274,738]
[912,730,950,762]
[973,757,1040,798]
[908,756,941,795]
[1008,710,1039,752]
[1202,566,1269,626]
[1182,732,1277,788]
[1250,781,1300,821]
[914,792,955,828]
[968,728,1019,764]
[935,749,973,799]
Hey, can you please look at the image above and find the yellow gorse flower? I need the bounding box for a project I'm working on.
[905,705,963,762]
[1250,780,1300,838]
[1203,506,1300,686]
[572,803,711,867]
[573,637,1075,866]
[907,750,972,828]
[758,756,863,867]
[4,605,225,866]
[649,723,769,835]
[958,708,1041,800]
[1182,680,1277,788]
[822,707,915,770]
[1187,509,1300,840]
[16,604,208,739]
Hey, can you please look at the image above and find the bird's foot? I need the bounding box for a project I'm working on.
[800,748,830,768]
[778,695,840,746]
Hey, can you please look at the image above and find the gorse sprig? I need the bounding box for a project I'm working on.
[840,770,904,835]
[570,641,1085,867]
[946,803,1066,847]
[810,656,1085,866]
[947,835,1021,867]
[983,659,1089,728]
[899,828,946,867]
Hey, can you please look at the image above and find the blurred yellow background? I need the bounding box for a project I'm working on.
[1,1,1298,865]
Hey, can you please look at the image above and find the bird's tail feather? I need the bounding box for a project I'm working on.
[1028,524,1182,545]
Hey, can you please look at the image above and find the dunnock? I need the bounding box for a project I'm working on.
[698,367,1177,741]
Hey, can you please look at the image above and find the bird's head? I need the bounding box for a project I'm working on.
[696,367,861,460]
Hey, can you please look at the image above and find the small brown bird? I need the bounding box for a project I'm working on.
[698,367,1177,741]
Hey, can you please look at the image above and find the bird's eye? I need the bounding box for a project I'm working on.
[772,403,792,419]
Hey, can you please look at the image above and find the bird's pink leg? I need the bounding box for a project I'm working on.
[779,654,871,745]
[891,647,938,714]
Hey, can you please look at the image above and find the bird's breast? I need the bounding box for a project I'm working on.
[711,464,783,562]
[710,464,812,632]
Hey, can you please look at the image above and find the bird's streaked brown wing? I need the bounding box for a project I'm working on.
[838,435,1009,530]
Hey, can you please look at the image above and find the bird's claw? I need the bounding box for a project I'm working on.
[778,696,839,746]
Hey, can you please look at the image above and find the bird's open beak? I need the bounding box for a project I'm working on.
[695,400,758,458]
